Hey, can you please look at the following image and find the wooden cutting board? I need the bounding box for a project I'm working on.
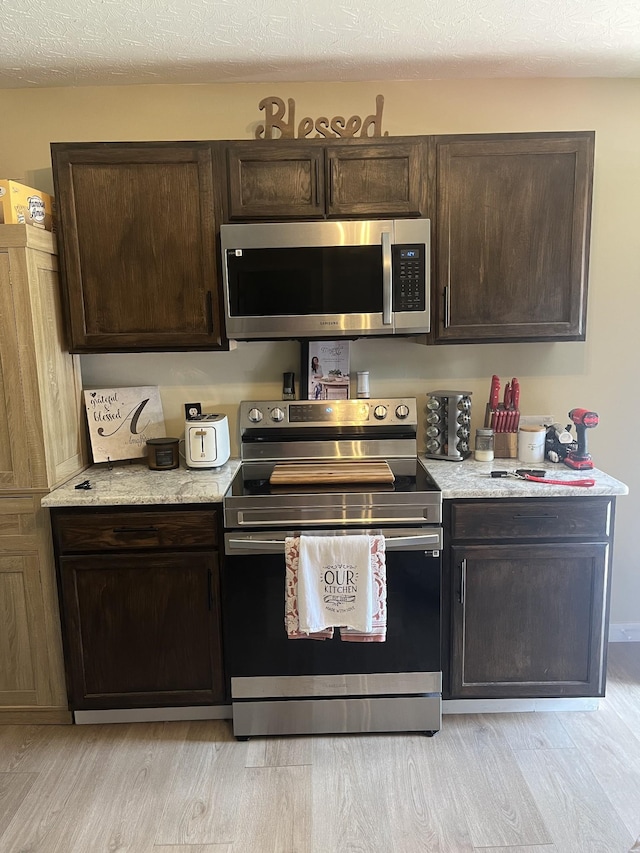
[269,460,395,485]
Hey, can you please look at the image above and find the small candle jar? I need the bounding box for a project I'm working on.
[475,428,495,462]
[146,437,180,470]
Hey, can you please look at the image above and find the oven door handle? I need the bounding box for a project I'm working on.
[226,532,441,554]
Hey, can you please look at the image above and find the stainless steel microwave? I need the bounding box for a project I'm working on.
[219,219,430,340]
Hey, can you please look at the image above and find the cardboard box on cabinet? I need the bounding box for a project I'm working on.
[0,180,54,230]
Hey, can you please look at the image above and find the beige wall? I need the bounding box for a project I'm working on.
[1,78,637,622]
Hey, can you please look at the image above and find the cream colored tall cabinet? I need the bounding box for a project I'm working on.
[0,225,86,723]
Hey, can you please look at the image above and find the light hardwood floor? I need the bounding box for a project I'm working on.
[1,643,639,852]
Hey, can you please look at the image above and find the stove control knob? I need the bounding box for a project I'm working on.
[247,407,263,423]
[373,405,388,420]
[395,404,410,420]
[270,407,285,423]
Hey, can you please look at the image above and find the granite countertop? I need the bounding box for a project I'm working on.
[41,458,242,507]
[421,457,629,499]
[41,456,628,508]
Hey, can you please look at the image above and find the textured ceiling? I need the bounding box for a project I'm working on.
[1,0,640,88]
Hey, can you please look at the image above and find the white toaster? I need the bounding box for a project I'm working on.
[184,413,231,468]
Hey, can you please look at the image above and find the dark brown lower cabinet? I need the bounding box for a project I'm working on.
[52,506,225,711]
[447,498,614,699]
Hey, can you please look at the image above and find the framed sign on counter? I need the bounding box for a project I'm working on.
[83,385,166,463]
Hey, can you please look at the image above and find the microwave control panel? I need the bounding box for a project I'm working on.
[392,245,426,312]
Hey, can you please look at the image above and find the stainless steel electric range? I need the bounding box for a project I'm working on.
[222,397,442,740]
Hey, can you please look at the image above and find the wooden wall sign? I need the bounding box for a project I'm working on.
[83,386,166,463]
[255,94,388,139]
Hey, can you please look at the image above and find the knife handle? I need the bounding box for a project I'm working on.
[511,377,520,410]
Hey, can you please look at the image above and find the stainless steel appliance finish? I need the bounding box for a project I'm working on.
[222,397,442,739]
[224,398,442,529]
[220,219,430,340]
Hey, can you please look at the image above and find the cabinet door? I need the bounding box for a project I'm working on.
[0,496,69,722]
[59,551,225,710]
[226,142,325,220]
[0,249,31,489]
[1,227,86,491]
[327,141,428,218]
[51,143,225,352]
[450,542,609,698]
[434,132,594,343]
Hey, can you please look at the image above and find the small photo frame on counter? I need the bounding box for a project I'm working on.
[83,385,166,463]
[301,340,351,400]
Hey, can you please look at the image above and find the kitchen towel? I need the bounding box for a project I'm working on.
[284,534,387,642]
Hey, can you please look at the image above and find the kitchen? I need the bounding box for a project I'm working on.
[1,22,640,853]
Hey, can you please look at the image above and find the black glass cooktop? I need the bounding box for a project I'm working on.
[228,459,440,498]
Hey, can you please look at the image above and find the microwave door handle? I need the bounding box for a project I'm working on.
[381,231,392,325]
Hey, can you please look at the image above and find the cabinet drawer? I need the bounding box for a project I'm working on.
[450,498,612,541]
[54,509,218,552]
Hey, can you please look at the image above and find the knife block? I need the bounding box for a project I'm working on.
[494,433,518,458]
[484,404,518,458]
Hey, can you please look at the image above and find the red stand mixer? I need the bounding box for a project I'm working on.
[564,408,599,470]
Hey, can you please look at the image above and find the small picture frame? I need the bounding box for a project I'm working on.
[301,340,351,400]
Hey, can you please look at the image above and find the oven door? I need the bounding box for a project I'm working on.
[221,527,442,737]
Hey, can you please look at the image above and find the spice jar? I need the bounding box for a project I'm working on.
[475,428,494,462]
[146,437,180,470]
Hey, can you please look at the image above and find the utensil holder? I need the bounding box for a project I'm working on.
[425,390,472,462]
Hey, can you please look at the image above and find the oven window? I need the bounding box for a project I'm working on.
[226,246,383,317]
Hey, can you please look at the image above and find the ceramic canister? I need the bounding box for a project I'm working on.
[517,425,546,464]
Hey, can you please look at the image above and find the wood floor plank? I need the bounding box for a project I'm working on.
[0,723,81,772]
[443,715,552,848]
[245,734,313,768]
[154,720,247,847]
[552,700,640,841]
[51,721,191,853]
[604,644,640,733]
[0,772,38,836]
[487,711,576,750]
[515,746,634,852]
[230,766,311,853]
[311,734,399,852]
[311,732,475,852]
[0,724,121,853]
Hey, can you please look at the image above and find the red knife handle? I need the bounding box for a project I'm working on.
[490,375,500,410]
[511,378,520,410]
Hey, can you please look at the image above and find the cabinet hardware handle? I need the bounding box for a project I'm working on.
[513,514,559,520]
[382,231,392,325]
[206,291,214,334]
[459,558,467,605]
[444,286,451,329]
[315,159,321,207]
[113,526,159,535]
[207,569,213,610]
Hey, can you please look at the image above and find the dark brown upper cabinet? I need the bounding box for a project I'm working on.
[433,132,594,344]
[224,137,429,221]
[51,142,227,353]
